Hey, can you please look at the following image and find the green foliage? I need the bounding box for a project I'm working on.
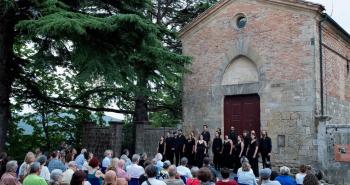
[4,0,218,156]
[16,0,190,121]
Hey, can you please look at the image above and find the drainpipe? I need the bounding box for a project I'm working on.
[319,14,326,116]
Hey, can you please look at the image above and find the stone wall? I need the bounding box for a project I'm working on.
[181,0,319,166]
[82,122,123,159]
[326,97,350,125]
[135,124,179,157]
[317,123,350,185]
[82,121,179,159]
[316,21,350,185]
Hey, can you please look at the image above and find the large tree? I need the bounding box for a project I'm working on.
[17,0,190,124]
[0,0,218,152]
[0,0,28,152]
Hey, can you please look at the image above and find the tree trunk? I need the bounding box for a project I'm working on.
[131,73,148,154]
[41,110,51,151]
[133,70,149,125]
[133,95,149,124]
[0,7,16,152]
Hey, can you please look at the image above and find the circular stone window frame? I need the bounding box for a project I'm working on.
[233,13,247,30]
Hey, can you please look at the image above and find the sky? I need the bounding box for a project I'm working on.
[310,0,350,33]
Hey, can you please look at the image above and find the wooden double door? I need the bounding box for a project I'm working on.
[224,94,260,137]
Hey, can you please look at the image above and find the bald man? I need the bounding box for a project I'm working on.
[104,170,128,185]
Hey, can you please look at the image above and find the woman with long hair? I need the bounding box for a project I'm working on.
[157,136,166,156]
[221,135,233,169]
[184,134,196,166]
[234,135,244,173]
[195,135,207,168]
[246,133,259,177]
[18,152,35,182]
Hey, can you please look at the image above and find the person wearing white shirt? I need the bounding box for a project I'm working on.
[295,165,307,185]
[37,155,50,182]
[176,157,192,178]
[237,157,254,177]
[75,148,87,170]
[141,165,166,185]
[154,153,164,169]
[102,150,113,172]
[127,154,145,179]
[237,167,254,176]
[237,162,257,185]
[62,161,77,185]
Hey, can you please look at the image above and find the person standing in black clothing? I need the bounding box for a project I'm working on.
[157,136,165,156]
[221,135,233,169]
[212,131,223,170]
[242,130,251,157]
[201,125,211,155]
[178,129,187,158]
[259,130,272,168]
[184,134,195,166]
[228,126,237,144]
[165,131,176,164]
[174,129,186,166]
[246,132,259,177]
[233,135,244,173]
[195,135,207,168]
[174,131,180,166]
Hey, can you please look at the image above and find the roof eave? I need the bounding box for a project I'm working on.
[179,0,325,39]
[322,13,350,43]
[179,0,231,38]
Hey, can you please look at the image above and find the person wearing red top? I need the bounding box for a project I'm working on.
[216,168,238,185]
[186,167,200,185]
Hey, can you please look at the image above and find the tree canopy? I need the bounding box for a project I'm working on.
[0,0,218,154]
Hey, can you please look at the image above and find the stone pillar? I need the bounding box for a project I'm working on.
[110,121,124,157]
[135,123,145,154]
[316,120,328,169]
[82,122,95,149]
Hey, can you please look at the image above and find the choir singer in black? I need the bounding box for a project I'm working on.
[259,130,272,168]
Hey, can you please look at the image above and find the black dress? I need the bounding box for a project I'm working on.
[222,140,232,168]
[184,138,195,166]
[195,141,206,168]
[243,136,251,157]
[212,137,223,170]
[158,141,165,155]
[247,140,259,177]
[234,141,243,172]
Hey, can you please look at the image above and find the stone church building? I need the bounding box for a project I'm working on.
[180,0,350,182]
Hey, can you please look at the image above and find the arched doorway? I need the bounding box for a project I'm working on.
[222,56,260,137]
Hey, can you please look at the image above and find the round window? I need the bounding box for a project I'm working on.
[236,16,247,28]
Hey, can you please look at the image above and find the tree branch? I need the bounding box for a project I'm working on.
[17,74,135,115]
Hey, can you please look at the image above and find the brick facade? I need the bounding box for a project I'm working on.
[180,0,350,183]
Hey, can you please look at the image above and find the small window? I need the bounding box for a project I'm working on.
[236,16,247,28]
